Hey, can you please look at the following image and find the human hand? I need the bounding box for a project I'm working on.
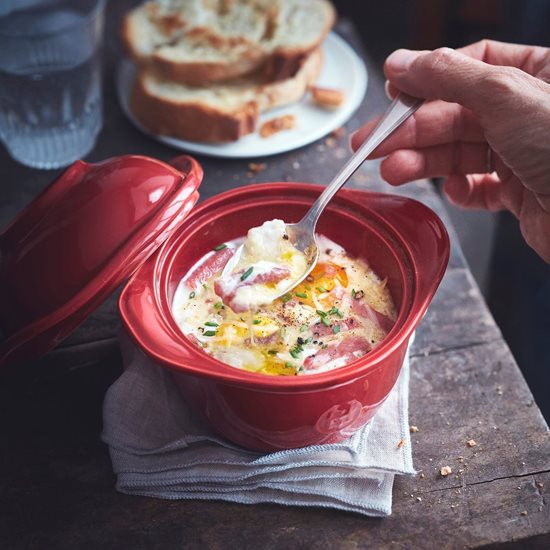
[351,40,550,263]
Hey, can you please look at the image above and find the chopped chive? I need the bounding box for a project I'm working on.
[213,243,227,251]
[203,330,217,337]
[189,291,196,299]
[202,283,208,290]
[253,319,261,325]
[333,325,341,334]
[300,325,308,333]
[321,344,328,349]
[285,362,295,369]
[204,321,218,327]
[351,288,356,298]
[305,337,312,344]
[241,266,253,281]
[329,306,344,318]
[290,349,300,359]
[316,286,327,293]
[268,350,278,355]
[281,293,292,303]
[321,317,331,327]
[295,291,308,299]
[214,302,223,309]
[316,309,327,318]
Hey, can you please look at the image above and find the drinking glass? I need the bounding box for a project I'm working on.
[0,0,105,169]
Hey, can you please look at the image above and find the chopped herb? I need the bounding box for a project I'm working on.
[241,267,254,281]
[300,325,308,333]
[285,361,294,368]
[214,302,223,309]
[305,285,311,291]
[281,293,292,303]
[351,288,356,298]
[305,337,312,344]
[321,344,328,349]
[316,286,327,293]
[253,319,261,325]
[321,316,331,327]
[189,291,196,299]
[268,350,278,355]
[213,243,227,251]
[333,325,341,334]
[203,330,217,337]
[316,309,327,318]
[289,349,300,359]
[204,321,218,327]
[295,291,308,299]
[329,306,344,318]
[202,283,208,290]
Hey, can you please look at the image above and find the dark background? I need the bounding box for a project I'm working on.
[334,0,550,420]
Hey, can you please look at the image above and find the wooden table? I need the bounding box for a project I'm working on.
[1,4,549,548]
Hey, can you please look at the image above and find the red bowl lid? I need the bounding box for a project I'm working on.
[0,154,202,368]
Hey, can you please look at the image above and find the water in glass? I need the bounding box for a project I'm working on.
[0,1,104,169]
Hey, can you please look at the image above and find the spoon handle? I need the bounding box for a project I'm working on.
[300,93,424,229]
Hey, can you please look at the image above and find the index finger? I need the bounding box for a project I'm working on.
[458,39,550,78]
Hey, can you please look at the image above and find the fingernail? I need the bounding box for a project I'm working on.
[386,49,418,72]
[384,81,392,100]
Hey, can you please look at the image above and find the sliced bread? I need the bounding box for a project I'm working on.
[130,47,322,142]
[122,0,334,85]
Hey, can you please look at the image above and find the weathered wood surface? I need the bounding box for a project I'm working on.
[0,2,549,549]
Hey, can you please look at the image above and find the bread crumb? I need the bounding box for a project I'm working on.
[310,86,346,108]
[247,162,266,174]
[521,510,528,516]
[416,496,422,502]
[324,136,336,148]
[260,115,296,138]
[419,473,425,479]
[440,466,452,477]
[410,425,419,433]
[467,439,477,447]
[536,481,544,490]
[331,126,345,139]
[397,439,405,449]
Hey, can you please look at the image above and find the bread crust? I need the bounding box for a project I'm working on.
[131,72,259,142]
[130,48,322,143]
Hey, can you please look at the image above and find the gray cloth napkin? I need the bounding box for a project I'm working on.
[102,337,415,517]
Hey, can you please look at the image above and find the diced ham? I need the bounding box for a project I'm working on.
[184,247,234,289]
[214,265,291,312]
[351,299,394,333]
[304,336,371,372]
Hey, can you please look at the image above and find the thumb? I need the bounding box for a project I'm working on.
[384,47,530,113]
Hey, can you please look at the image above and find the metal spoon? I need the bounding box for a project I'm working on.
[222,93,424,296]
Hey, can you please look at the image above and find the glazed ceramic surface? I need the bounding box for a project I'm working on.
[0,155,202,367]
[120,183,449,451]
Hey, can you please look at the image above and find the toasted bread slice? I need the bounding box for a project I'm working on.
[130,48,322,142]
[122,0,334,85]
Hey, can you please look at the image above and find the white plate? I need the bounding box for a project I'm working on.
[116,32,367,158]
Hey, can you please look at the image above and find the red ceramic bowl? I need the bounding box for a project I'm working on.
[119,183,449,452]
